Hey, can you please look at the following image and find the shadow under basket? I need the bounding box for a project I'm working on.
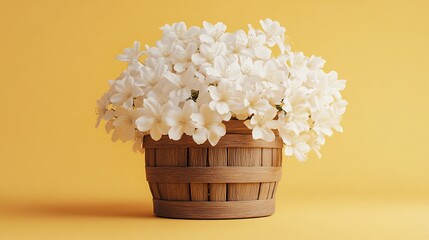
[143,120,283,219]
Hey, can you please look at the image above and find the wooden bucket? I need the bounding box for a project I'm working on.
[143,120,283,219]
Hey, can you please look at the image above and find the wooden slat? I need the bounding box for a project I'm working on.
[258,148,272,200]
[144,134,283,148]
[224,120,279,135]
[269,148,282,199]
[156,148,189,201]
[146,166,282,183]
[228,148,262,201]
[208,148,227,201]
[153,199,275,219]
[145,148,160,199]
[224,120,252,134]
[188,148,208,201]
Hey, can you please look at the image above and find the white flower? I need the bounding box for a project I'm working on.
[112,107,141,142]
[244,107,279,142]
[326,71,347,99]
[307,55,326,71]
[230,103,249,120]
[307,131,323,159]
[147,36,177,63]
[288,52,310,80]
[135,98,172,141]
[97,20,347,161]
[259,18,286,52]
[282,82,310,113]
[200,21,234,44]
[172,42,198,72]
[147,85,180,107]
[239,55,254,75]
[161,22,200,43]
[165,100,197,140]
[208,81,237,115]
[247,24,267,50]
[164,66,201,101]
[195,84,212,107]
[191,42,227,66]
[252,60,286,90]
[95,93,115,128]
[110,76,144,108]
[243,91,271,115]
[306,71,346,111]
[278,111,309,137]
[312,99,347,138]
[230,30,252,56]
[138,59,168,93]
[262,87,284,106]
[255,45,272,60]
[116,41,143,63]
[280,84,310,134]
[205,55,242,82]
[283,132,311,161]
[191,104,226,145]
[105,119,114,134]
[132,131,145,153]
[122,62,144,82]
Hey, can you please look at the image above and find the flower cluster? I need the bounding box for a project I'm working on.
[96,19,347,160]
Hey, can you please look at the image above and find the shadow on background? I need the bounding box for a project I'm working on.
[0,200,155,218]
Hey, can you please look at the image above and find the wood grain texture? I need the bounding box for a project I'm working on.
[228,148,262,201]
[208,148,227,201]
[268,148,282,199]
[144,134,283,148]
[259,148,273,200]
[224,120,279,135]
[146,166,282,183]
[188,148,208,201]
[153,199,275,219]
[143,120,283,219]
[155,148,190,201]
[145,148,160,199]
[223,120,252,134]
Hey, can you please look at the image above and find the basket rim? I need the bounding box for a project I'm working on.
[143,120,282,148]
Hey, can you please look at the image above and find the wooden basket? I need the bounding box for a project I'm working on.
[143,120,283,219]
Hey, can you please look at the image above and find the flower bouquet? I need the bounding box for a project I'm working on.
[96,19,347,219]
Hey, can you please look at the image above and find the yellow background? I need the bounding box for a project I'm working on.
[1,0,428,239]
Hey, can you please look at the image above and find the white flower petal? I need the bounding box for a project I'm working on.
[193,128,208,144]
[200,34,214,43]
[216,102,230,114]
[252,126,263,140]
[191,54,206,65]
[209,124,226,138]
[168,125,184,140]
[255,46,271,60]
[284,146,293,156]
[260,128,275,142]
[207,130,222,146]
[183,123,196,136]
[208,86,220,101]
[150,127,163,141]
[244,120,252,129]
[110,94,125,104]
[135,116,155,132]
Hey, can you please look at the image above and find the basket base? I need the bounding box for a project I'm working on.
[153,199,275,219]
